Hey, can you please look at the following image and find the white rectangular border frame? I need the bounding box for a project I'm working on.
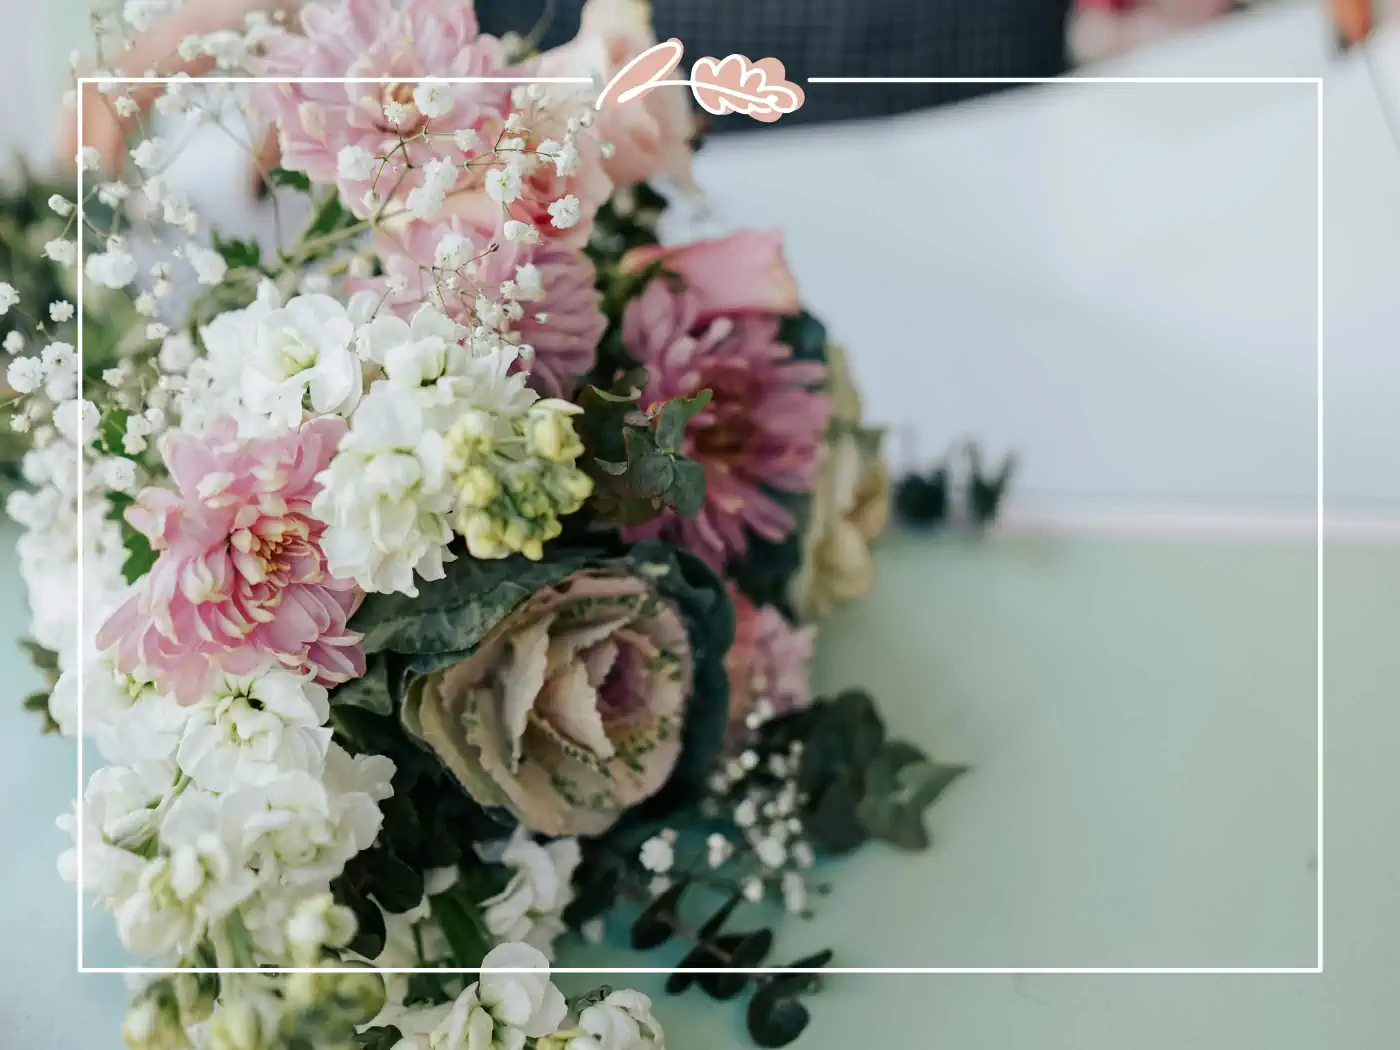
[75,73,1325,976]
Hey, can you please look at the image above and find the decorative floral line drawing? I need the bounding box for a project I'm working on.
[595,39,805,123]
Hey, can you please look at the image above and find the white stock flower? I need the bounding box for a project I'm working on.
[188,245,229,286]
[114,788,257,956]
[359,306,466,395]
[84,760,180,851]
[570,990,664,1050]
[54,655,189,760]
[478,826,580,959]
[176,667,332,792]
[312,385,456,596]
[428,942,567,1050]
[244,293,362,428]
[221,745,389,888]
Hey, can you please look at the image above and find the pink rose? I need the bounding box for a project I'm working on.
[622,230,801,323]
[535,0,696,189]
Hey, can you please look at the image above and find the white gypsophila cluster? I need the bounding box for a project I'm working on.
[310,303,539,596]
[476,824,581,959]
[6,437,128,675]
[58,658,394,961]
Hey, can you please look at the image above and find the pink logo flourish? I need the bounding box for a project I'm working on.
[595,39,805,124]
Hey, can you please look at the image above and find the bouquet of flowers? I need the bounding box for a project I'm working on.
[2,2,964,1047]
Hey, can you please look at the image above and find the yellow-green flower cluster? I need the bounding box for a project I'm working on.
[446,398,594,561]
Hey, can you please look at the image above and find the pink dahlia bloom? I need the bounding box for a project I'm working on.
[253,0,511,216]
[365,216,604,397]
[621,279,828,568]
[622,230,800,323]
[97,418,365,705]
[723,588,815,753]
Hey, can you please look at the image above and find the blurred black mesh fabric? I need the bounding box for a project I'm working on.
[476,0,1073,129]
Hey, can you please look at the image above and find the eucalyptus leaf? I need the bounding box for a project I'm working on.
[747,985,811,1048]
[655,389,712,452]
[856,741,967,851]
[630,453,675,499]
[666,458,707,519]
[630,879,688,951]
[695,929,773,1000]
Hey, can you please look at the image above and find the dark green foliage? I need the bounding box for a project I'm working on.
[211,231,263,272]
[575,382,712,528]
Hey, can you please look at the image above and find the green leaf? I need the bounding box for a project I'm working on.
[351,551,596,656]
[266,166,312,192]
[665,457,707,519]
[305,190,358,240]
[695,929,773,999]
[120,524,158,584]
[431,887,492,968]
[747,981,814,1048]
[329,657,393,715]
[630,879,688,950]
[20,639,59,674]
[351,847,424,914]
[654,389,711,452]
[856,741,967,851]
[93,408,129,457]
[629,453,675,500]
[335,877,386,960]
[355,1027,403,1050]
[211,231,261,271]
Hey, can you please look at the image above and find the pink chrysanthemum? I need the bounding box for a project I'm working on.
[724,588,815,753]
[253,0,511,215]
[365,216,604,397]
[97,418,364,705]
[622,280,828,568]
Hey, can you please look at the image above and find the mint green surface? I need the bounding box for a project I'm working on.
[4,528,1393,1047]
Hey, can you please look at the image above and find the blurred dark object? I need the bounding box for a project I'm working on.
[895,442,1016,530]
[478,0,1074,127]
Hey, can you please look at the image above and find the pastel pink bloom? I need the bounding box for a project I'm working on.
[252,0,511,216]
[362,215,604,397]
[623,230,801,324]
[621,278,827,568]
[534,0,696,189]
[723,587,815,754]
[97,418,365,705]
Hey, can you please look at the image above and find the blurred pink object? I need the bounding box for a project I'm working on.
[723,587,815,753]
[97,418,364,704]
[535,0,697,189]
[1069,0,1235,64]
[622,230,801,324]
